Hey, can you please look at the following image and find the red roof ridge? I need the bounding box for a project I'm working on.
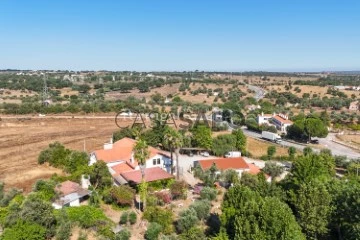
[198,157,249,170]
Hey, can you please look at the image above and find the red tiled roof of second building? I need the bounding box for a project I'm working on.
[56,180,82,196]
[120,167,174,184]
[272,115,293,124]
[198,157,249,171]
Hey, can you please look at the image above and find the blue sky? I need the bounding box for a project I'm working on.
[0,0,359,71]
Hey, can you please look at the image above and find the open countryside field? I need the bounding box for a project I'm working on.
[212,131,292,158]
[266,85,360,98]
[0,117,122,192]
[105,82,252,104]
[246,137,291,158]
[336,134,360,149]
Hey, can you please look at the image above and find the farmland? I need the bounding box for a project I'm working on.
[0,117,120,191]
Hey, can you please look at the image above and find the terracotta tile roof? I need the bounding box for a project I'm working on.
[248,163,261,175]
[120,167,174,184]
[93,137,169,166]
[198,157,249,171]
[111,162,134,175]
[248,163,270,179]
[272,115,293,124]
[56,180,83,196]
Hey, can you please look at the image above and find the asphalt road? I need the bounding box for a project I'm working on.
[247,85,267,101]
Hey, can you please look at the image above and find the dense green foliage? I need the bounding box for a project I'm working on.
[65,205,111,229]
[38,142,89,179]
[143,206,174,234]
[220,185,305,240]
[0,220,46,240]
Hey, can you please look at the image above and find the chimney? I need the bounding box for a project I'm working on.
[261,112,264,116]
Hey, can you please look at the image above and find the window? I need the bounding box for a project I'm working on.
[153,159,156,165]
[157,158,161,164]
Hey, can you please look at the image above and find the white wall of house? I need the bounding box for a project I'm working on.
[89,153,97,166]
[138,154,172,172]
[69,199,80,207]
[257,116,272,125]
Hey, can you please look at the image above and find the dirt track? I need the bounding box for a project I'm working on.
[0,116,123,192]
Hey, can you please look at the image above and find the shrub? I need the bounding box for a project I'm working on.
[110,185,135,207]
[128,211,137,225]
[177,208,198,233]
[66,206,110,229]
[189,200,211,220]
[115,228,131,240]
[145,222,163,240]
[1,220,46,240]
[32,179,57,202]
[170,181,187,200]
[0,188,21,207]
[200,187,217,201]
[180,227,206,240]
[143,206,174,234]
[120,211,128,225]
[155,191,172,204]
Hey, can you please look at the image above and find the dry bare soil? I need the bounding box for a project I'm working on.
[0,117,121,192]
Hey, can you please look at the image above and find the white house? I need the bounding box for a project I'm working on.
[89,137,173,185]
[271,114,293,133]
[256,112,274,125]
[52,181,91,209]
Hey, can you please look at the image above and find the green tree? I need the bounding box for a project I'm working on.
[232,129,247,153]
[220,169,240,185]
[290,153,335,187]
[304,117,329,142]
[143,206,174,234]
[191,124,212,150]
[293,181,332,240]
[288,146,296,160]
[267,146,276,159]
[329,179,360,240]
[133,139,150,210]
[55,209,71,240]
[20,194,57,238]
[1,220,46,240]
[163,127,183,178]
[263,162,283,180]
[211,134,236,156]
[89,160,112,190]
[220,185,304,240]
[113,127,136,142]
[32,179,57,201]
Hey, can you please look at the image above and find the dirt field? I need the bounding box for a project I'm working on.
[0,117,121,192]
[246,137,290,158]
[105,82,252,104]
[212,131,292,158]
[266,85,360,98]
[336,134,360,148]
